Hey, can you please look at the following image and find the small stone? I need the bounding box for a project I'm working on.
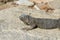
[15,0,34,6]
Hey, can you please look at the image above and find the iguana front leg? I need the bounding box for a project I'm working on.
[22,24,37,31]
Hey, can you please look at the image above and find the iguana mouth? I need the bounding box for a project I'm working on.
[25,22,30,25]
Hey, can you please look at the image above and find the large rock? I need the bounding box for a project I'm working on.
[48,0,60,9]
[0,0,17,5]
[0,6,60,40]
[15,0,34,6]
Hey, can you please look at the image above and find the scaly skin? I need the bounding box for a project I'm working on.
[19,14,59,30]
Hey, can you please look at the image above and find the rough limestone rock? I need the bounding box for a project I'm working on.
[0,0,17,5]
[48,0,60,9]
[15,0,34,6]
[0,6,60,40]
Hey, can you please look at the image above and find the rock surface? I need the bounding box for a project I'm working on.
[0,6,60,40]
[48,0,60,9]
[15,0,34,6]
